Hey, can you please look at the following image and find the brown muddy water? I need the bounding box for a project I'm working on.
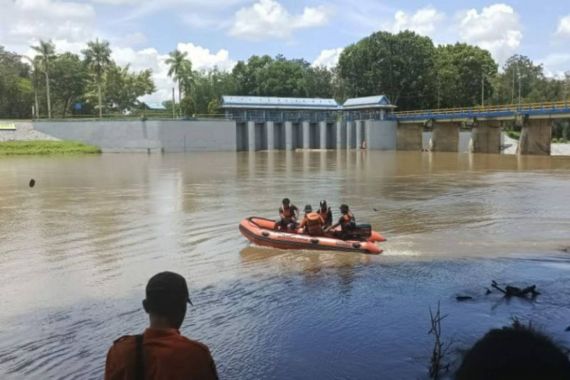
[1,151,570,379]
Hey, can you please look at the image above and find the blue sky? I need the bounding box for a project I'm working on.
[1,0,569,104]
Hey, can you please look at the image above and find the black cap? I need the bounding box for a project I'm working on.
[146,272,193,307]
[304,204,312,213]
[282,198,290,205]
[320,200,327,208]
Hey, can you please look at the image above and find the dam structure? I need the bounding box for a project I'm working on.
[224,96,570,156]
[223,95,396,151]
[12,96,570,155]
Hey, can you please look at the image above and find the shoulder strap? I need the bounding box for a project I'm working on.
[135,334,144,380]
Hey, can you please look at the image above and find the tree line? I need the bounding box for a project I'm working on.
[1,30,569,120]
[0,40,154,119]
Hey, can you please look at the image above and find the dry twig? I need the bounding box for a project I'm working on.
[428,302,451,379]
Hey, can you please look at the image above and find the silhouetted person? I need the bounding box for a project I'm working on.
[456,322,570,380]
[105,272,218,380]
[317,200,333,228]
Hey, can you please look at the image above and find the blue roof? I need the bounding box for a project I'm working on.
[343,95,395,110]
[221,96,340,110]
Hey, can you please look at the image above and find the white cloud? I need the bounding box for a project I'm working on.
[229,0,331,40]
[457,4,522,64]
[556,15,570,38]
[312,48,343,68]
[112,43,236,105]
[392,6,445,36]
[176,43,236,71]
[539,53,570,78]
[0,0,96,52]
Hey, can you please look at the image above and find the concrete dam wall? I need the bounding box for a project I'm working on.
[33,120,237,153]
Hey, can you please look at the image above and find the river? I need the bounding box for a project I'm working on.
[1,151,569,379]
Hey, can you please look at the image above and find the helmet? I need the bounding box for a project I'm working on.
[304,204,312,213]
[339,204,349,213]
[282,198,290,206]
[319,200,327,209]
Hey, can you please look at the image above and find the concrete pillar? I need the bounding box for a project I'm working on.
[429,123,460,152]
[346,121,353,149]
[302,121,310,149]
[470,120,501,154]
[247,121,256,151]
[336,121,344,149]
[266,121,274,151]
[366,120,397,150]
[284,121,293,150]
[319,121,327,149]
[356,121,363,149]
[396,123,423,151]
[517,119,552,155]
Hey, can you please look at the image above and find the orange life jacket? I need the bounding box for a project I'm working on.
[305,212,324,235]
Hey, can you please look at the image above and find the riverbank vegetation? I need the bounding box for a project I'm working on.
[0,31,569,139]
[0,141,101,155]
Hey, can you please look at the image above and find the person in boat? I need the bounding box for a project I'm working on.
[278,198,299,230]
[326,204,356,239]
[317,200,333,228]
[299,204,325,236]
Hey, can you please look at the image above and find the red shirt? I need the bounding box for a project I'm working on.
[105,328,218,380]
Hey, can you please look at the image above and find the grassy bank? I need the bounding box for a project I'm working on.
[0,141,101,155]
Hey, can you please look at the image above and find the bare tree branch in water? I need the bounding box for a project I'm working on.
[428,302,451,379]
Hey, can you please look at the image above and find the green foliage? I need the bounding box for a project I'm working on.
[435,43,498,108]
[50,53,88,117]
[83,39,112,81]
[104,64,155,112]
[31,40,56,117]
[2,30,570,119]
[338,31,437,110]
[0,140,101,155]
[207,98,220,115]
[506,130,520,140]
[489,55,566,104]
[0,46,33,118]
[179,95,194,117]
[83,39,112,117]
[165,49,193,110]
[230,54,336,98]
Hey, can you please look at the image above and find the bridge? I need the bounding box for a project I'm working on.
[392,101,570,155]
[393,101,570,122]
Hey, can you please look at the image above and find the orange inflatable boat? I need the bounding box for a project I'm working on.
[239,217,384,255]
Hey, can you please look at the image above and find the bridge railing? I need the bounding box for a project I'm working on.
[394,100,570,120]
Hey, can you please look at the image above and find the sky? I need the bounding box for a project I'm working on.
[1,0,569,105]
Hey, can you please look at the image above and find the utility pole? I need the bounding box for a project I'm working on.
[512,67,515,104]
[481,73,485,107]
[518,66,522,108]
[437,74,441,109]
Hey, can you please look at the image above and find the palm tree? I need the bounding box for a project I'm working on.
[165,49,192,116]
[83,39,112,118]
[31,40,55,119]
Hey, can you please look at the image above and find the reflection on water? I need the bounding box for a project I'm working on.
[0,151,570,379]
